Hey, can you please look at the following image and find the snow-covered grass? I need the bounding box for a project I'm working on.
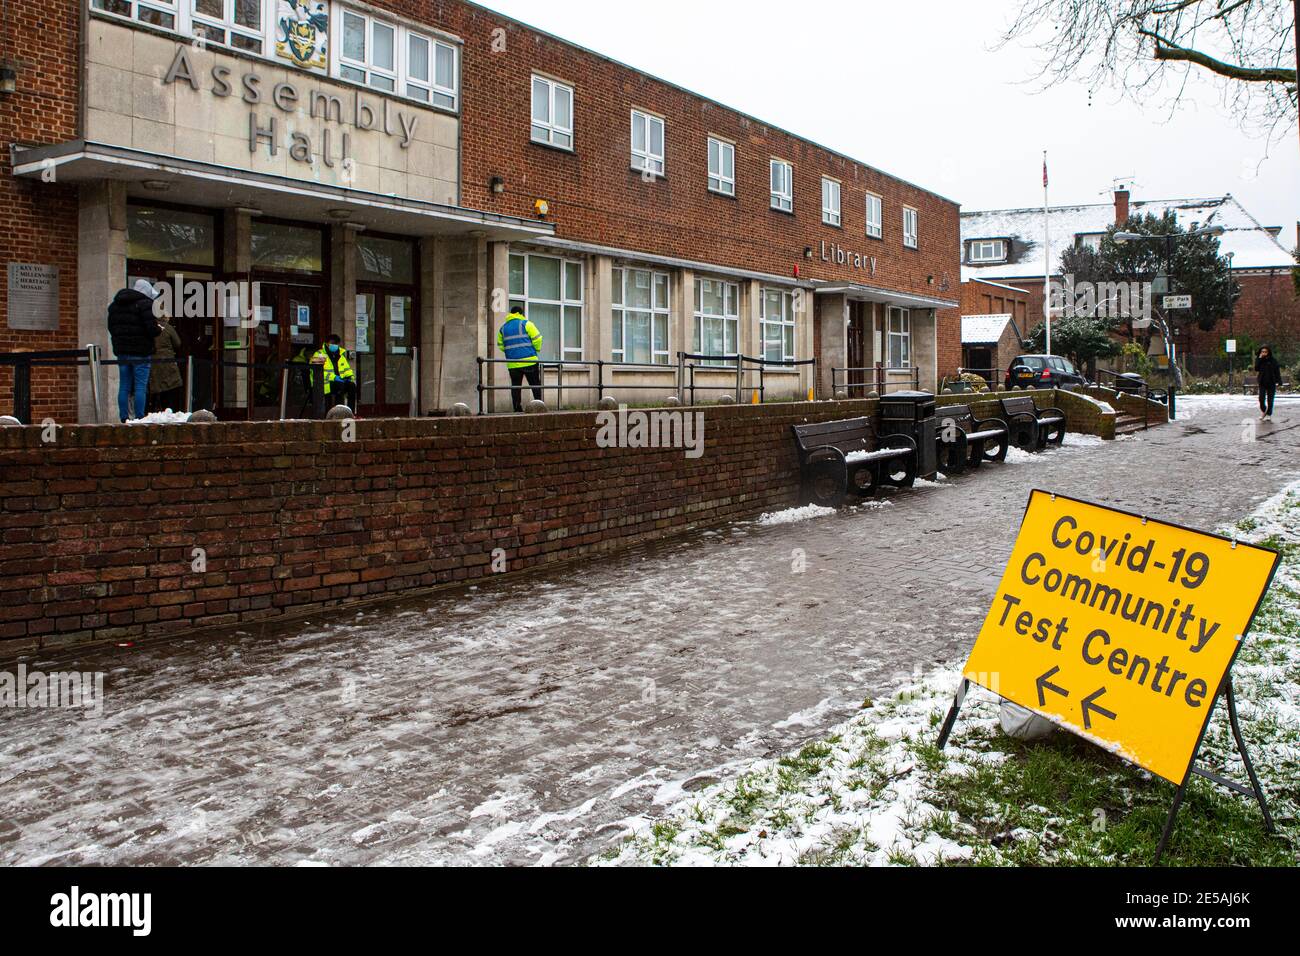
[599,480,1300,867]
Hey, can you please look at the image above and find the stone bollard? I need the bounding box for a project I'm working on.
[833,390,849,401]
[596,397,618,411]
[717,394,735,404]
[449,402,473,417]
[326,405,355,421]
[188,409,218,424]
[663,396,681,407]
[525,399,548,414]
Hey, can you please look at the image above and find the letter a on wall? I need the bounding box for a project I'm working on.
[955,490,1278,784]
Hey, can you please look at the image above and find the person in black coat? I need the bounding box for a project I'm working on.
[107,279,162,422]
[1255,345,1281,421]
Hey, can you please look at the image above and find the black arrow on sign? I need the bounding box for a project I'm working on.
[1036,666,1070,707]
[1081,687,1118,730]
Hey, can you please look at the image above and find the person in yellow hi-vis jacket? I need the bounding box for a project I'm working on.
[312,334,358,410]
[496,308,544,412]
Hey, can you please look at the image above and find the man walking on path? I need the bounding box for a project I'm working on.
[496,308,544,412]
[1255,346,1281,421]
[107,278,162,422]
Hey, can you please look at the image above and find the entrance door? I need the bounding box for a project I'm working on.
[218,283,323,419]
[965,346,993,387]
[355,288,416,417]
[847,300,868,396]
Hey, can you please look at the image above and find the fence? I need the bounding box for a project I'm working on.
[0,346,420,423]
[475,352,816,414]
[830,365,921,398]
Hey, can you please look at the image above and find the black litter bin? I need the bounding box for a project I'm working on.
[878,390,938,479]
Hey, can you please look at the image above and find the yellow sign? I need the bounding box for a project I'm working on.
[962,490,1279,783]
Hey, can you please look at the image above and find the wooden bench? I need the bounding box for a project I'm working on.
[791,417,918,508]
[999,395,1066,451]
[1243,375,1288,395]
[934,404,1010,474]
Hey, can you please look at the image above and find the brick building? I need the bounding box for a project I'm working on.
[956,277,1031,388]
[1,0,960,423]
[959,189,1299,374]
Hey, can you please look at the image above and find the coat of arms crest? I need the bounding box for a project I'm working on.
[276,0,328,69]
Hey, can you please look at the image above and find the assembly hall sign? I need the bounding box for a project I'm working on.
[961,490,1279,783]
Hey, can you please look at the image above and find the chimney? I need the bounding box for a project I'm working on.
[1114,187,1130,226]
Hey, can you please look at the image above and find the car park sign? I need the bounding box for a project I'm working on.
[957,490,1278,784]
[1163,295,1192,310]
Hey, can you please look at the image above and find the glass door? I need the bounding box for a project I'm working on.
[222,283,323,420]
[355,287,416,417]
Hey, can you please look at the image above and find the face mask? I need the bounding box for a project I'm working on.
[328,344,340,354]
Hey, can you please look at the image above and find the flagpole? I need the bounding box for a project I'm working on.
[1043,150,1051,356]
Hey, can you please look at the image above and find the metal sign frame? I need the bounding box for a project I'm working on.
[936,489,1281,865]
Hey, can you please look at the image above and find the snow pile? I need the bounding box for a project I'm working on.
[125,410,192,425]
[756,504,836,526]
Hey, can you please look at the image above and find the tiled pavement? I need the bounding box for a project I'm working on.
[0,396,1296,866]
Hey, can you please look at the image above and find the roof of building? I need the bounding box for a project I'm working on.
[960,194,1294,282]
[961,313,1013,345]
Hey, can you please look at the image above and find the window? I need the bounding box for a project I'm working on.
[251,221,324,274]
[760,288,796,362]
[190,0,262,53]
[127,204,216,267]
[92,0,178,30]
[887,307,911,368]
[1076,233,1104,251]
[407,33,458,109]
[531,76,574,150]
[968,239,1007,263]
[630,110,665,176]
[708,138,735,196]
[612,267,670,365]
[770,160,793,212]
[821,178,841,227]
[903,206,918,248]
[338,8,458,107]
[508,253,584,362]
[694,278,739,363]
[865,193,883,238]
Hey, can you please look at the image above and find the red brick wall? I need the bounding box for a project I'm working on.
[0,0,81,423]
[0,402,860,652]
[369,0,959,297]
[1180,269,1300,363]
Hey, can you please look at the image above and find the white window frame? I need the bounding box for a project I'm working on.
[508,253,584,362]
[968,239,1006,263]
[887,307,911,369]
[92,0,181,31]
[760,287,797,362]
[693,277,740,364]
[531,75,574,150]
[1076,233,1104,251]
[865,192,883,239]
[821,177,841,227]
[708,137,735,196]
[631,110,665,177]
[335,7,459,108]
[612,267,671,365]
[189,0,264,53]
[770,159,793,213]
[903,206,919,248]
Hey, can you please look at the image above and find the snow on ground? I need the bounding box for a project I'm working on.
[125,410,192,425]
[1176,393,1299,421]
[600,479,1300,866]
[756,504,836,526]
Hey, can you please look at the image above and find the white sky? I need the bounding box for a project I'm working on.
[477,0,1300,241]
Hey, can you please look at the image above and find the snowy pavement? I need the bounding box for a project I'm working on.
[1,395,1297,866]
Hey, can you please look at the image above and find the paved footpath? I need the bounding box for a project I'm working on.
[1,396,1297,866]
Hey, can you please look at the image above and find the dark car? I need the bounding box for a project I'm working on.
[1004,354,1088,390]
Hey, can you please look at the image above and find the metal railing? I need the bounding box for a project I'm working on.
[475,352,816,414]
[0,346,419,423]
[830,365,920,398]
[1090,370,1175,429]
